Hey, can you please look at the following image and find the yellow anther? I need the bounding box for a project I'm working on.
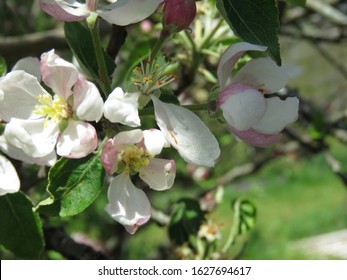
[121,145,152,173]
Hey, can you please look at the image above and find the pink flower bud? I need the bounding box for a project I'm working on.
[163,0,197,32]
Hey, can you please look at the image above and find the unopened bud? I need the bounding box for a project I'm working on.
[163,0,197,32]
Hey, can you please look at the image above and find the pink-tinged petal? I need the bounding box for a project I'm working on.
[152,96,220,167]
[231,127,282,147]
[56,120,97,158]
[0,71,48,121]
[12,57,41,81]
[105,172,151,234]
[0,135,57,166]
[104,87,140,127]
[73,77,103,122]
[252,97,300,134]
[98,0,162,26]
[143,129,169,156]
[40,49,79,100]
[0,154,20,196]
[233,57,290,93]
[101,139,120,175]
[4,118,59,158]
[39,0,89,21]
[217,42,267,90]
[139,158,176,191]
[218,83,267,131]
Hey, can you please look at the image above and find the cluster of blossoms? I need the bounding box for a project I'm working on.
[0,0,299,234]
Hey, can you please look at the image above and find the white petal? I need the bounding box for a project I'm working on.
[104,87,140,127]
[56,120,98,158]
[0,155,20,196]
[140,158,176,191]
[105,172,151,234]
[98,0,162,26]
[152,96,220,167]
[143,129,169,156]
[40,49,79,100]
[219,84,267,131]
[0,71,47,121]
[4,118,59,158]
[233,57,290,93]
[12,57,41,80]
[113,129,143,149]
[230,127,282,147]
[252,97,299,134]
[217,42,267,90]
[0,135,56,166]
[73,77,103,122]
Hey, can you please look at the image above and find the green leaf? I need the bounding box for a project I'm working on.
[0,192,44,259]
[168,198,206,245]
[38,154,105,217]
[0,56,7,76]
[64,21,115,80]
[216,0,282,65]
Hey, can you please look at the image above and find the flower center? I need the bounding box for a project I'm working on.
[34,93,71,124]
[131,57,176,95]
[121,145,152,173]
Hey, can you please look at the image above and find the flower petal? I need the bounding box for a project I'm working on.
[73,77,103,122]
[231,127,282,147]
[98,0,162,26]
[140,158,176,191]
[40,49,79,100]
[105,172,151,234]
[56,120,98,158]
[252,97,299,134]
[217,42,267,90]
[233,57,290,93]
[218,83,267,131]
[143,129,169,156]
[104,87,140,127]
[0,71,47,121]
[101,138,120,175]
[0,135,56,166]
[4,118,59,158]
[39,0,89,21]
[12,57,41,80]
[0,154,20,196]
[152,96,220,167]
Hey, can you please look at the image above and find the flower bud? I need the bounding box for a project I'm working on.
[163,0,197,32]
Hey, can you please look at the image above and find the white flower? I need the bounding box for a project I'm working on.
[151,96,220,167]
[39,0,163,26]
[0,49,103,159]
[217,42,299,147]
[0,154,20,196]
[101,129,176,233]
[104,87,141,127]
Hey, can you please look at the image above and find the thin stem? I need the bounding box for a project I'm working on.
[222,200,240,254]
[199,18,224,50]
[139,103,208,116]
[150,30,170,59]
[88,17,112,98]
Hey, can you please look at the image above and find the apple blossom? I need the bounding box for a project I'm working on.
[39,0,163,26]
[0,50,103,159]
[101,129,175,233]
[217,42,299,147]
[0,154,20,196]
